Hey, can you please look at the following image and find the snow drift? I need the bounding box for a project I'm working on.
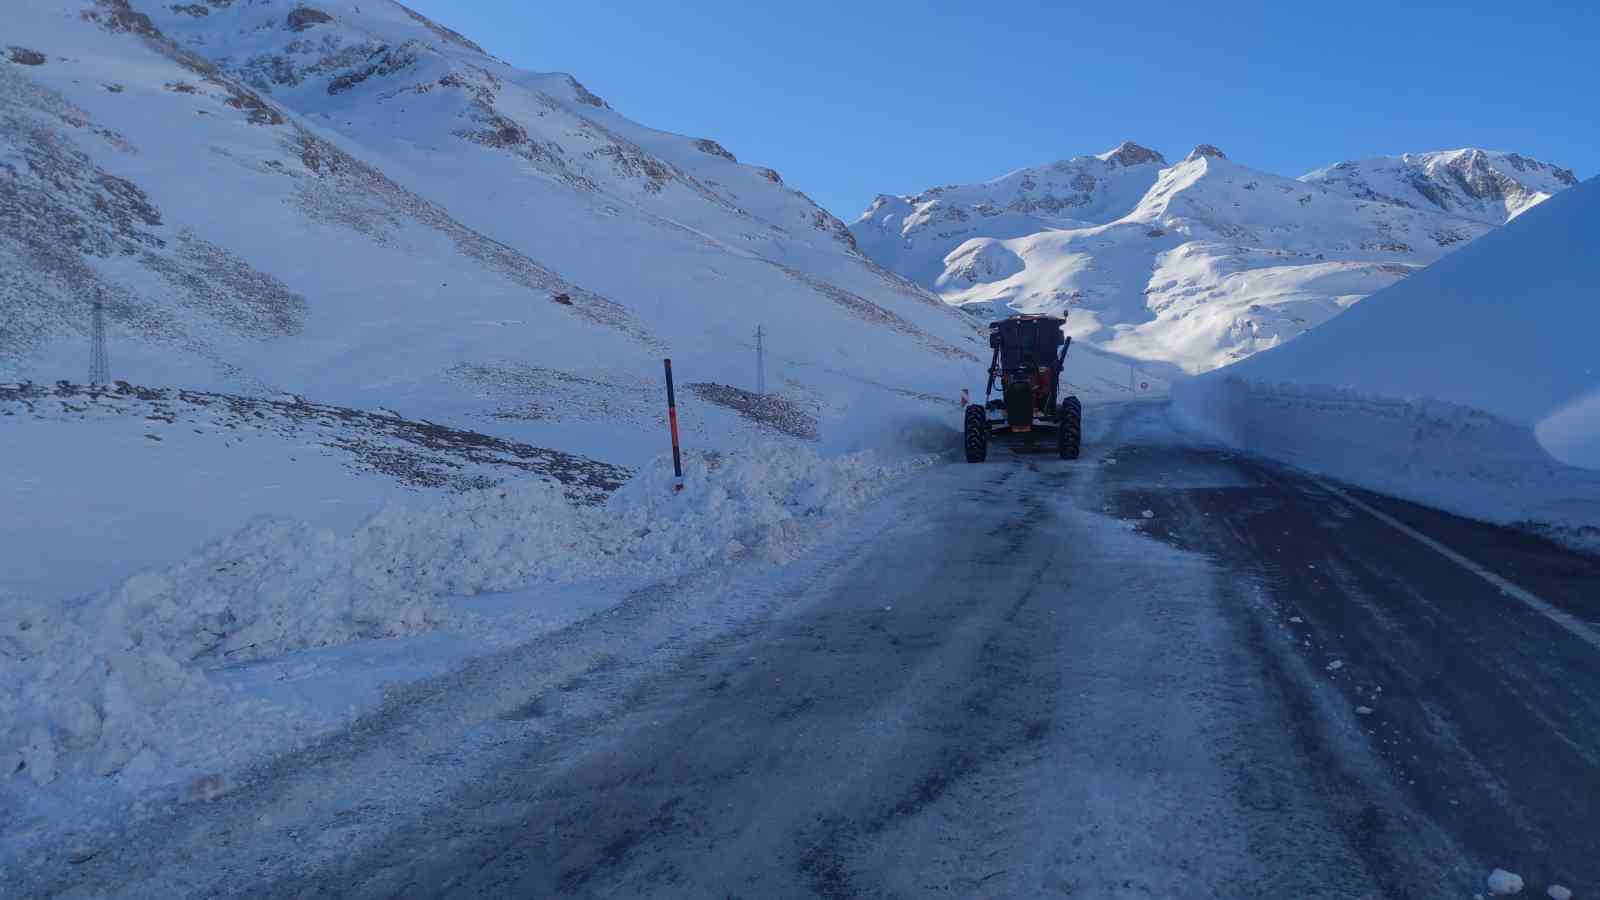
[1175,176,1600,545]
[1,445,931,793]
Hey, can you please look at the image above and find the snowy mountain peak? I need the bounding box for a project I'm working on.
[854,140,1576,373]
[1301,147,1577,225]
[850,144,1171,288]
[1184,144,1228,162]
[1097,141,1166,168]
[562,73,609,108]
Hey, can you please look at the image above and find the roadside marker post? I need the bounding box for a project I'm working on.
[663,358,684,492]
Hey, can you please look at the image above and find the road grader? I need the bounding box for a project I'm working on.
[963,314,1081,462]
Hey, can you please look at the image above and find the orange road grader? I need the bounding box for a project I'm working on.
[963,314,1081,462]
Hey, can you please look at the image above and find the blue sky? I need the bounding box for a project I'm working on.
[405,0,1598,219]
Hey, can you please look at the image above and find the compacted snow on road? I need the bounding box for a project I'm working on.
[13,402,1595,898]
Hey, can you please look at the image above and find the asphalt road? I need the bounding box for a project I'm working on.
[1098,426,1600,898]
[20,403,1599,899]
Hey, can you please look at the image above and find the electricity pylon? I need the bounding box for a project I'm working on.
[89,291,110,387]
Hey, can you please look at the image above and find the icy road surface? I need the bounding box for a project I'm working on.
[17,404,1599,898]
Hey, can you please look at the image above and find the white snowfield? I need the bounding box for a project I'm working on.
[853,143,1577,373]
[1174,175,1600,547]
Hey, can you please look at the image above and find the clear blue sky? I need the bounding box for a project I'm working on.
[405,0,1597,219]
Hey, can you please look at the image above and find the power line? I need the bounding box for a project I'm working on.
[89,290,110,387]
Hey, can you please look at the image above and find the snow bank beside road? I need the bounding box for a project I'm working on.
[1173,175,1600,545]
[2,446,931,802]
[1173,378,1600,546]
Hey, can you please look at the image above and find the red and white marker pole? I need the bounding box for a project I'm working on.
[663,358,684,492]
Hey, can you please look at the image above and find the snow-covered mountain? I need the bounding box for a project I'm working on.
[1301,148,1578,225]
[852,143,1577,373]
[1,0,999,464]
[10,0,966,601]
[853,141,1169,288]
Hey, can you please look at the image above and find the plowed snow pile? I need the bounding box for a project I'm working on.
[1,447,931,823]
[1175,176,1600,546]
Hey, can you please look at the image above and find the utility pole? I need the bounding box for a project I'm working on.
[755,324,766,398]
[89,290,110,387]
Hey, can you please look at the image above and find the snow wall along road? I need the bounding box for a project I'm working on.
[1174,176,1600,550]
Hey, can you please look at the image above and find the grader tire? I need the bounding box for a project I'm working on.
[964,404,988,463]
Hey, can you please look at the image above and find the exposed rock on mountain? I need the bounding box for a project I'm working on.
[1102,140,1166,168]
[285,6,333,32]
[6,46,48,65]
[1301,148,1578,224]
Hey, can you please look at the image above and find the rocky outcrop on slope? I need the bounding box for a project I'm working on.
[1303,148,1578,224]
[1184,144,1227,161]
[1101,140,1166,167]
[0,381,630,498]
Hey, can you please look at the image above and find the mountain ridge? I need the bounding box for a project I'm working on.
[851,141,1577,372]
[2,0,1006,472]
